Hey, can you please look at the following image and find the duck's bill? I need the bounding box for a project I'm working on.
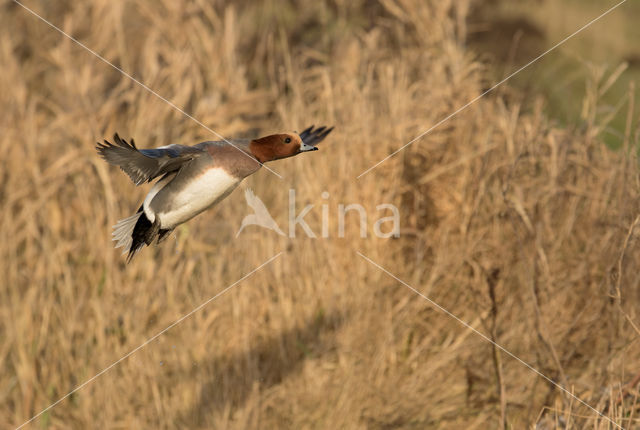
[299,125,334,149]
[300,142,319,152]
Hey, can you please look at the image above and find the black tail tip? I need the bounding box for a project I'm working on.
[127,210,159,262]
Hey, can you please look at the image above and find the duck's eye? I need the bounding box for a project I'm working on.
[284,137,292,144]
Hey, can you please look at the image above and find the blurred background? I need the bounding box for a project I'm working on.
[1,0,640,428]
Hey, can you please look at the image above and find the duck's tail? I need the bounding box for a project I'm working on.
[112,206,160,262]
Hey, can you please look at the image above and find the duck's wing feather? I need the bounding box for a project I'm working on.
[96,133,206,185]
[299,125,334,147]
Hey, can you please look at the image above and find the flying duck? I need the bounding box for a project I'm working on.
[96,125,333,261]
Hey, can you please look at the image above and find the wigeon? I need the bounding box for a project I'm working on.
[96,125,333,261]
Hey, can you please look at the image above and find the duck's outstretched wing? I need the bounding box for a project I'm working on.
[96,133,206,185]
[299,125,334,148]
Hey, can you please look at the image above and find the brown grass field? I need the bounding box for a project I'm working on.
[2,0,640,428]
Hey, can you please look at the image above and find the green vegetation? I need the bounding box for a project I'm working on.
[471,0,640,148]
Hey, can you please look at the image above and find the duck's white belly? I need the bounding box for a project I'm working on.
[149,168,240,228]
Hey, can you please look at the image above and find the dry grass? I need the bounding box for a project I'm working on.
[1,0,640,428]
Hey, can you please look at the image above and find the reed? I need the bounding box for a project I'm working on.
[1,0,638,428]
